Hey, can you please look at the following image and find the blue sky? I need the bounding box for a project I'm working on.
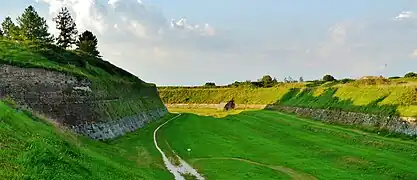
[1,0,417,85]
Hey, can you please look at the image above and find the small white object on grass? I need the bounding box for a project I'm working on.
[187,148,192,156]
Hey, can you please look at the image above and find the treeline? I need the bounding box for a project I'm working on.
[200,74,338,88]
[0,5,100,57]
[160,71,417,89]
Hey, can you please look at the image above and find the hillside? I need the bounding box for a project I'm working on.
[0,39,167,140]
[158,78,417,117]
[0,101,174,179]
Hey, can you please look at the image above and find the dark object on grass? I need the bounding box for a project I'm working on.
[224,99,235,111]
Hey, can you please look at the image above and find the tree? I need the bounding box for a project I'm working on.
[76,30,100,57]
[259,75,273,87]
[16,5,52,42]
[0,28,3,37]
[1,17,20,39]
[322,74,336,82]
[404,72,417,78]
[299,76,304,82]
[204,82,216,87]
[53,7,78,49]
[272,78,278,84]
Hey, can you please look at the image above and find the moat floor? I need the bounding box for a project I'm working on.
[2,103,417,180]
[159,108,417,180]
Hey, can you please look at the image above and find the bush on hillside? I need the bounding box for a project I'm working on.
[204,82,216,87]
[389,76,401,79]
[339,78,355,84]
[322,74,336,82]
[258,75,279,87]
[404,72,417,78]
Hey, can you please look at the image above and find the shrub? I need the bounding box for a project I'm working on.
[204,82,216,87]
[404,72,417,78]
[389,76,401,79]
[339,78,354,84]
[322,74,336,82]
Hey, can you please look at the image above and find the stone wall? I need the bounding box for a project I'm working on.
[266,105,417,136]
[72,108,168,140]
[0,64,95,125]
[0,64,168,140]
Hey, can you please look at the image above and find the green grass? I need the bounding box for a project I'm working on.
[4,98,417,179]
[191,159,292,179]
[0,39,146,84]
[158,79,417,117]
[169,107,247,118]
[0,101,175,180]
[158,85,302,105]
[158,108,417,180]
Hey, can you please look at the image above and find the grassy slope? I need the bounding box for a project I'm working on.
[158,79,417,117]
[159,108,417,180]
[0,101,174,180]
[0,39,164,120]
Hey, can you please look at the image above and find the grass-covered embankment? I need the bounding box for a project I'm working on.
[158,108,417,180]
[0,101,174,179]
[159,78,417,117]
[0,39,164,121]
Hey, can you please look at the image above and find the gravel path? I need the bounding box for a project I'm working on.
[153,114,205,180]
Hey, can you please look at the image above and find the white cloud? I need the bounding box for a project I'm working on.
[37,0,216,41]
[393,11,415,21]
[36,0,225,78]
[33,0,417,85]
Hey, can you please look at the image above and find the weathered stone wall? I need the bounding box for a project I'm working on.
[266,105,417,136]
[0,64,95,125]
[72,108,168,140]
[0,64,168,140]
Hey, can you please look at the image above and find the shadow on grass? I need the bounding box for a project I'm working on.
[267,87,400,117]
[168,87,416,140]
[257,88,417,140]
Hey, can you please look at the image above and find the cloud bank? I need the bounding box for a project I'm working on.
[34,1,417,85]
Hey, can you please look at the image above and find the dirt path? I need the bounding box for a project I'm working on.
[190,157,316,180]
[153,114,205,180]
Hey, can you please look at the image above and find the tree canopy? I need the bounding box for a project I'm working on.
[16,5,52,42]
[76,30,101,57]
[1,17,20,39]
[322,74,336,82]
[204,82,216,87]
[53,7,78,49]
[404,72,417,78]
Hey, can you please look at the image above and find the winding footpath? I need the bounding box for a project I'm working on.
[153,113,205,180]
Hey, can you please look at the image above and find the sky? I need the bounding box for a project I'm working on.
[1,0,417,86]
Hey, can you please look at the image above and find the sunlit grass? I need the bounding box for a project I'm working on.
[159,109,417,180]
[0,101,174,179]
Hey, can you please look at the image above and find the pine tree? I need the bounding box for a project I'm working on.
[1,16,20,39]
[16,5,52,42]
[76,30,101,57]
[53,7,78,49]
